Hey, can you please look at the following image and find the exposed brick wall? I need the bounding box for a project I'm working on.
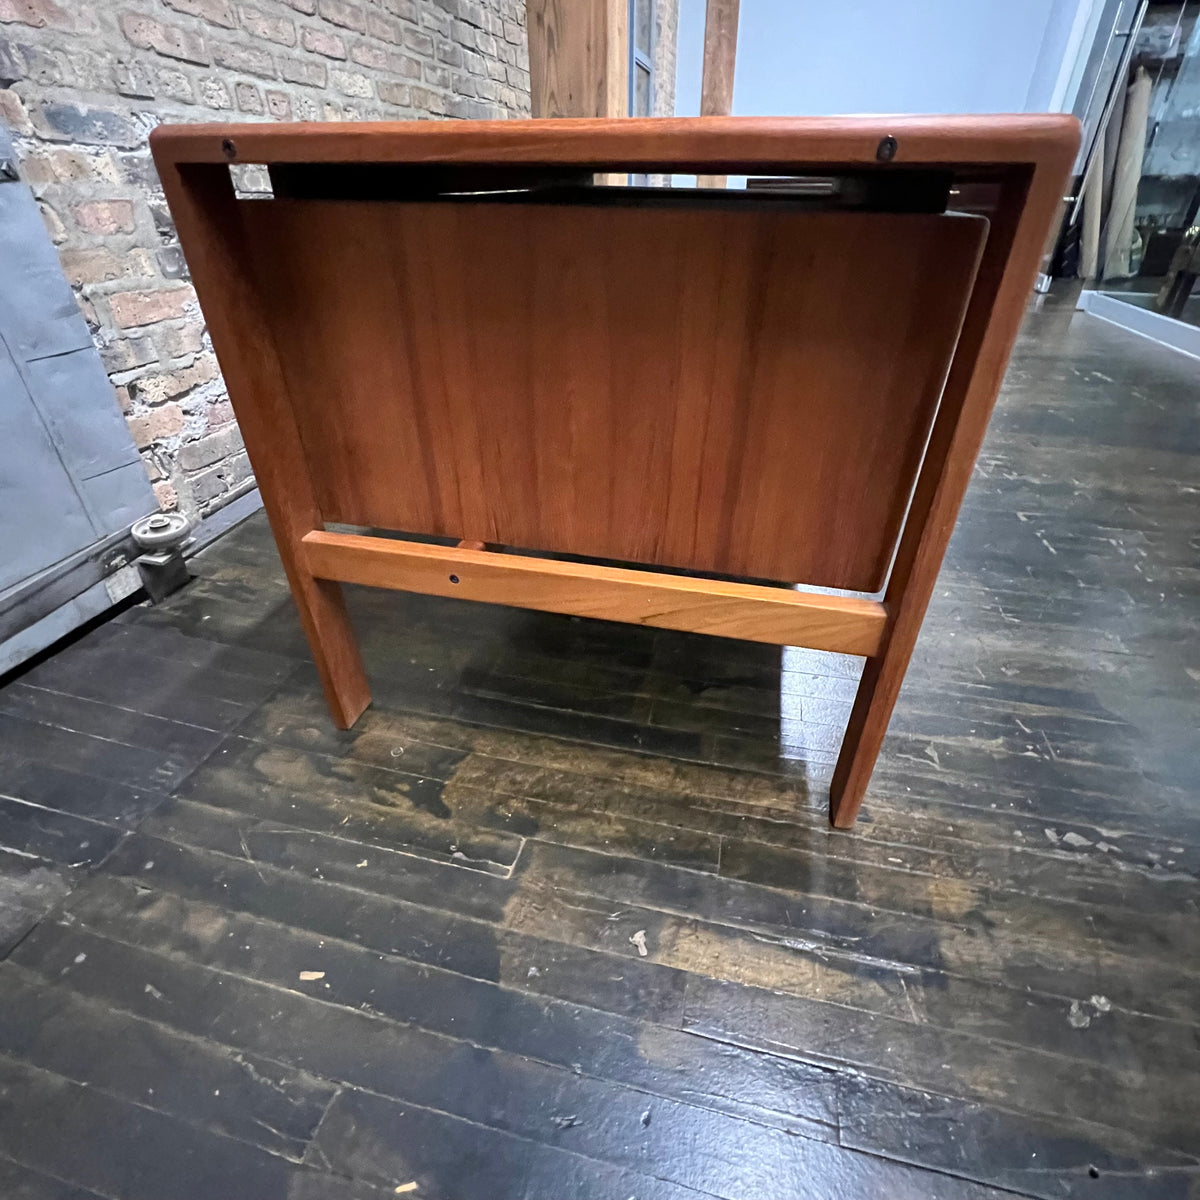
[0,0,530,521]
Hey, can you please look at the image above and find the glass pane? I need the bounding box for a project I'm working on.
[634,0,652,56]
[634,64,651,116]
[1091,6,1200,333]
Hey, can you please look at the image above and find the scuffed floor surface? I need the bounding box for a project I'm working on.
[0,298,1197,1198]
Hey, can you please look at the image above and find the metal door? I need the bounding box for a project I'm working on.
[0,125,155,672]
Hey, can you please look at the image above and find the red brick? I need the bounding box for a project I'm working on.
[300,25,344,57]
[0,89,32,134]
[211,39,275,77]
[129,353,218,404]
[153,480,179,510]
[316,0,363,32]
[29,148,120,184]
[197,76,233,108]
[59,247,153,286]
[192,450,252,506]
[163,0,235,28]
[279,55,325,86]
[240,4,295,45]
[0,0,70,29]
[387,50,422,78]
[119,11,208,65]
[329,66,371,98]
[178,422,243,470]
[265,89,292,118]
[350,40,386,70]
[101,335,156,372]
[40,201,67,244]
[72,199,135,235]
[207,398,235,426]
[403,26,433,55]
[365,11,400,43]
[110,286,196,328]
[128,402,185,447]
[235,80,263,112]
[377,80,410,107]
[157,321,206,359]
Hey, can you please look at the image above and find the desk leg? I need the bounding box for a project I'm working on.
[156,160,371,729]
[288,562,372,730]
[828,653,894,829]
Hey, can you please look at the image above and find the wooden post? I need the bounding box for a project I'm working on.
[698,0,740,188]
[527,0,628,119]
[154,161,371,729]
[828,167,1074,828]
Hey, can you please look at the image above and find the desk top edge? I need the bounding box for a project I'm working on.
[150,114,1081,170]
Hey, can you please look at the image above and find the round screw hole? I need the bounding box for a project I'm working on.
[1088,1167,1100,1180]
[221,138,237,159]
[449,574,460,584]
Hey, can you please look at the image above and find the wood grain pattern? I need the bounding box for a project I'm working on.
[241,201,987,592]
[152,163,370,730]
[149,115,1080,173]
[527,0,628,119]
[698,0,740,188]
[301,530,888,655]
[151,115,1081,824]
[829,168,1076,828]
[700,0,740,117]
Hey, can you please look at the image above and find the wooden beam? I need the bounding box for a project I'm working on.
[698,0,740,188]
[527,0,628,119]
[302,531,888,656]
[700,0,739,116]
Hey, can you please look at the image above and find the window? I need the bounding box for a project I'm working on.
[629,0,654,117]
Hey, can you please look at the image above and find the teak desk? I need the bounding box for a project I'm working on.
[152,116,1078,828]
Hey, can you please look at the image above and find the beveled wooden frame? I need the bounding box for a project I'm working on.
[151,115,1078,828]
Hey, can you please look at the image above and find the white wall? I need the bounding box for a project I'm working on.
[674,0,1091,117]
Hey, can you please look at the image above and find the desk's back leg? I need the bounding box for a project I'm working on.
[829,615,923,829]
[156,156,371,729]
[285,567,371,730]
[828,165,1069,828]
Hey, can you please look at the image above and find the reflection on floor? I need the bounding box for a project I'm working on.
[0,295,1197,1199]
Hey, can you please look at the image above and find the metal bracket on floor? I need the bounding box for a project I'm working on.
[132,512,193,604]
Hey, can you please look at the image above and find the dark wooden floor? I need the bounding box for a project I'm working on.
[0,296,1198,1199]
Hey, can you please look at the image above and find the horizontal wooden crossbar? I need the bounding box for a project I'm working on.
[301,530,888,656]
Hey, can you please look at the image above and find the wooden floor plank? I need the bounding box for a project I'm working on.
[309,1081,1012,1200]
[0,797,122,869]
[0,963,336,1160]
[71,830,1200,1156]
[836,1075,1200,1200]
[13,912,842,1145]
[0,1155,110,1200]
[0,1053,387,1200]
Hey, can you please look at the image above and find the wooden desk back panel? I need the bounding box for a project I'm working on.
[240,199,987,592]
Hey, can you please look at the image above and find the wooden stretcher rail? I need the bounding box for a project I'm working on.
[301,530,888,656]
